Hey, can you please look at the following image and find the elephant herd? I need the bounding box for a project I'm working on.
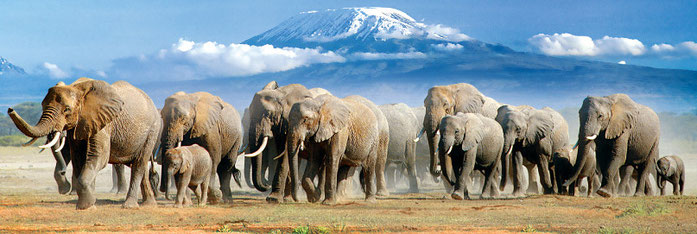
[6,78,687,210]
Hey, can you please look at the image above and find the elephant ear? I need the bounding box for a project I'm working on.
[453,84,485,114]
[73,79,124,140]
[191,94,224,138]
[314,97,351,142]
[179,150,190,173]
[495,105,514,123]
[524,110,554,146]
[605,95,637,139]
[262,81,279,90]
[461,115,484,152]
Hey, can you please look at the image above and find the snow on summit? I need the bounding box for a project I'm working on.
[244,7,472,45]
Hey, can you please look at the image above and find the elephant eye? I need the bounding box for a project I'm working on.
[64,107,71,113]
[597,114,603,119]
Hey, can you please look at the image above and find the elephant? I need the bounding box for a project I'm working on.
[379,103,420,193]
[496,105,569,196]
[244,81,332,203]
[422,83,501,182]
[159,91,243,204]
[656,155,685,196]
[566,94,660,197]
[438,113,504,200]
[552,144,600,196]
[286,94,383,205]
[8,78,161,209]
[164,144,212,207]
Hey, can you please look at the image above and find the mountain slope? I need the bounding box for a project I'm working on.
[0,57,26,76]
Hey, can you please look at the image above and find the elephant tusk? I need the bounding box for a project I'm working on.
[435,129,440,136]
[38,148,46,153]
[299,141,305,151]
[22,138,39,147]
[414,128,425,142]
[54,135,66,152]
[586,135,597,140]
[446,145,453,155]
[505,145,513,156]
[273,149,287,160]
[38,132,60,149]
[177,141,182,148]
[244,136,268,157]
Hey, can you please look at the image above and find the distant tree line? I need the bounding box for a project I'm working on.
[0,102,42,146]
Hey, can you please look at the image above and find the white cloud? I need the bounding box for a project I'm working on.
[349,51,427,60]
[618,60,626,64]
[530,33,697,60]
[528,33,645,56]
[109,39,346,80]
[41,62,69,79]
[424,24,473,42]
[431,43,464,51]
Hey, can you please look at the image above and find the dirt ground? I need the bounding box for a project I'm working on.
[1,146,696,233]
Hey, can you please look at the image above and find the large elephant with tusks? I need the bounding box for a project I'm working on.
[564,94,660,197]
[8,78,161,209]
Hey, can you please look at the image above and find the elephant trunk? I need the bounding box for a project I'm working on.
[50,136,71,194]
[438,139,456,186]
[500,135,515,191]
[288,142,300,202]
[8,108,55,138]
[159,130,181,194]
[249,130,271,192]
[424,109,443,177]
[563,139,591,187]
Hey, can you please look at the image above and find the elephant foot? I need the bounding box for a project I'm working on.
[266,194,283,204]
[283,195,295,203]
[77,204,96,210]
[365,196,377,204]
[207,190,223,205]
[377,189,390,197]
[116,187,128,194]
[596,188,613,198]
[451,192,469,200]
[408,187,420,194]
[307,192,321,203]
[141,199,157,207]
[511,189,525,198]
[69,189,77,195]
[633,192,646,197]
[322,198,337,206]
[122,199,140,209]
[174,204,184,208]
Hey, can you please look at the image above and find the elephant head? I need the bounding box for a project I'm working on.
[8,78,123,147]
[286,95,351,195]
[164,148,190,176]
[158,91,226,194]
[495,105,554,188]
[423,84,486,178]
[437,113,484,186]
[656,157,671,177]
[245,81,312,192]
[579,94,637,141]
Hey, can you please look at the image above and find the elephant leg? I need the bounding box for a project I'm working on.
[659,178,666,196]
[54,161,71,195]
[634,160,655,196]
[174,175,191,208]
[537,155,554,194]
[361,164,377,203]
[406,141,419,193]
[302,155,321,203]
[266,148,290,203]
[452,151,476,200]
[217,160,233,203]
[385,164,396,190]
[337,165,354,201]
[482,161,501,199]
[114,164,128,194]
[375,140,389,197]
[74,135,110,210]
[679,174,685,195]
[597,144,627,198]
[618,165,633,196]
[322,153,340,205]
[526,164,540,194]
[511,151,525,197]
[206,146,224,205]
[200,174,210,206]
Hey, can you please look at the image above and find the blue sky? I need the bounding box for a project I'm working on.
[1,0,695,72]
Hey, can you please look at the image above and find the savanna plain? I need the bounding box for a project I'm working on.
[1,147,696,233]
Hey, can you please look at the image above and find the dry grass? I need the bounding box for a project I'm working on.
[1,146,696,233]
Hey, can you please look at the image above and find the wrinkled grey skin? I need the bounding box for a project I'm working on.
[568,94,660,197]
[411,106,437,185]
[553,144,600,196]
[8,78,160,209]
[159,91,243,204]
[286,95,381,205]
[438,113,503,200]
[246,81,333,203]
[656,155,685,195]
[496,105,569,196]
[423,83,501,182]
[348,95,390,197]
[379,103,420,193]
[164,144,212,208]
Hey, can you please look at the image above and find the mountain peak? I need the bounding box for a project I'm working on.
[243,7,472,49]
[0,57,26,76]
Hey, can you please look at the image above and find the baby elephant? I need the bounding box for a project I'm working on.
[164,144,212,207]
[656,155,685,196]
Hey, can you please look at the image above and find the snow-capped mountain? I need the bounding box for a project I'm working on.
[0,57,26,76]
[243,7,509,54]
